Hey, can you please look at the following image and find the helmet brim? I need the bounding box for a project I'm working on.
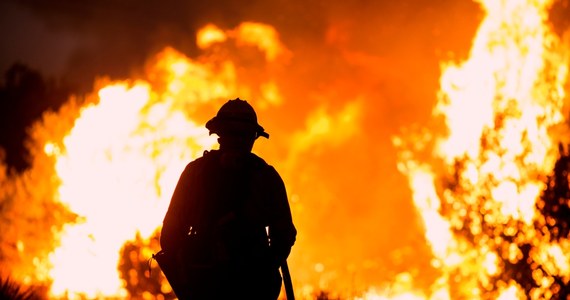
[206,117,269,139]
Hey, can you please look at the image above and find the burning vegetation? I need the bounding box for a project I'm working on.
[393,0,570,298]
[0,0,569,299]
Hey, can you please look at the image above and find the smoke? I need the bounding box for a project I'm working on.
[1,0,327,92]
[1,0,483,91]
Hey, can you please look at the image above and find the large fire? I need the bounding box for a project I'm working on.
[395,0,570,299]
[0,0,569,299]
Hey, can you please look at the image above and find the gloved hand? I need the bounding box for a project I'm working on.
[270,244,292,268]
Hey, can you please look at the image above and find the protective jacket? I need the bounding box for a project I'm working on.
[160,149,296,299]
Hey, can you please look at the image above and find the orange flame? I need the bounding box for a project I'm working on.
[47,81,217,297]
[395,0,569,299]
[197,22,291,62]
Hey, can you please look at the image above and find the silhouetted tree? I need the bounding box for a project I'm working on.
[0,63,72,171]
[541,144,570,241]
[437,141,570,299]
[506,145,568,297]
[0,276,42,300]
[490,144,570,298]
[0,64,77,287]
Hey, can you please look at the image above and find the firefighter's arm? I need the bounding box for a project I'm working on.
[160,163,193,251]
[267,167,297,262]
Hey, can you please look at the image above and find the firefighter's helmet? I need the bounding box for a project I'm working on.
[206,98,269,138]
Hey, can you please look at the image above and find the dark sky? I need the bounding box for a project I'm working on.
[0,1,77,77]
[0,0,486,89]
[1,0,331,89]
[1,0,569,86]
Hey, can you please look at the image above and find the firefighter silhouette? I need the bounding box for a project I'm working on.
[159,98,297,300]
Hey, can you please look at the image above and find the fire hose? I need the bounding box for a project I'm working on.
[281,260,295,300]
